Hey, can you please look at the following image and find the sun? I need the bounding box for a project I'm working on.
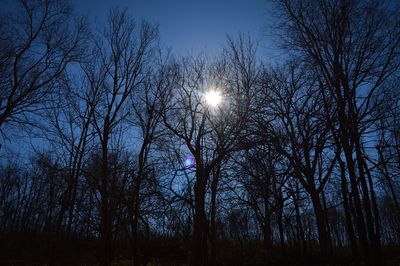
[205,90,222,107]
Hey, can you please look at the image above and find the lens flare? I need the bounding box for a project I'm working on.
[183,156,195,168]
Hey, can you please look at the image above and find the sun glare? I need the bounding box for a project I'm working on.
[205,90,222,107]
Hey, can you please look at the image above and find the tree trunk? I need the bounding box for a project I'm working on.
[293,188,306,256]
[101,136,113,266]
[192,166,209,266]
[309,189,331,258]
[263,213,273,250]
[209,165,220,266]
[341,134,370,260]
[277,205,286,258]
[338,157,359,264]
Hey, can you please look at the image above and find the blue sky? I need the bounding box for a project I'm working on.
[72,0,274,56]
[1,0,277,161]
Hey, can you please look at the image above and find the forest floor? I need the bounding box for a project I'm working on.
[1,238,400,265]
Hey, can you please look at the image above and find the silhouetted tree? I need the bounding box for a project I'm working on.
[0,0,87,137]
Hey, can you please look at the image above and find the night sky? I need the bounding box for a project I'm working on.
[1,0,277,159]
[71,0,273,56]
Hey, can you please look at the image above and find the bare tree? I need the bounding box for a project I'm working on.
[232,145,288,253]
[258,64,337,258]
[118,51,174,264]
[82,9,158,265]
[162,36,256,265]
[275,0,400,263]
[0,0,87,137]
